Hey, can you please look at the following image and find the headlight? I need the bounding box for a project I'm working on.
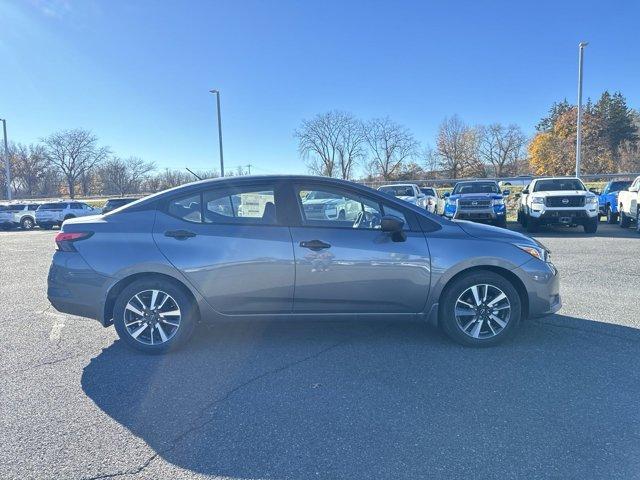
[531,196,545,205]
[493,198,505,206]
[515,243,549,262]
[586,196,598,205]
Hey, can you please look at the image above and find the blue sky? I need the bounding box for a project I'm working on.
[1,0,639,176]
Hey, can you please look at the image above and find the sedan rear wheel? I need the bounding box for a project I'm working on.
[440,271,521,347]
[113,278,197,353]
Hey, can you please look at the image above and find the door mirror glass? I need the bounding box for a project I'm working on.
[442,192,450,199]
[522,189,529,194]
[589,188,600,195]
[502,190,510,196]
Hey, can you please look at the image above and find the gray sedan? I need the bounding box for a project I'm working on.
[47,175,560,353]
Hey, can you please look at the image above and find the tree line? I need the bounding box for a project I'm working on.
[0,129,248,200]
[296,91,639,182]
[2,91,637,200]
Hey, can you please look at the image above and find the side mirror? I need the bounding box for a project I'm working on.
[381,215,406,242]
[589,188,600,195]
[629,186,639,193]
[381,215,404,232]
[503,190,510,196]
[522,189,529,194]
[442,192,450,199]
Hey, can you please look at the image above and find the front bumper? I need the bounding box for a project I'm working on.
[47,251,110,323]
[529,207,597,225]
[444,204,506,222]
[513,258,561,318]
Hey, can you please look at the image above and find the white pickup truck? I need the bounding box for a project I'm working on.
[377,183,437,213]
[617,175,640,231]
[518,177,599,233]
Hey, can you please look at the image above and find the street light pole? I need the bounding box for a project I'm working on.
[576,41,588,178]
[209,90,225,177]
[1,119,11,200]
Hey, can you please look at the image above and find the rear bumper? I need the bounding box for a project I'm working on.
[47,251,110,324]
[513,259,561,318]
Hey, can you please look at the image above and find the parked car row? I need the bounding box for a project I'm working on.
[0,197,138,230]
[383,176,640,236]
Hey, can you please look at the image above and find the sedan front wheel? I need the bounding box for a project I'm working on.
[440,271,521,347]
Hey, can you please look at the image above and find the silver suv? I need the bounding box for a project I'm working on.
[0,202,40,230]
[35,201,101,229]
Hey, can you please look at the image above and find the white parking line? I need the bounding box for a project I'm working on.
[45,312,66,342]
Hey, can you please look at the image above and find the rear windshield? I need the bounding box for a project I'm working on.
[452,182,499,195]
[609,181,631,192]
[0,205,9,211]
[38,203,66,210]
[534,179,585,192]
[379,186,415,197]
[420,188,436,196]
[8,204,25,210]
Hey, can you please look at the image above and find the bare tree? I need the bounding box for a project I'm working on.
[295,110,366,179]
[98,157,156,196]
[364,117,419,180]
[477,124,527,177]
[42,129,109,198]
[436,116,480,179]
[12,143,48,197]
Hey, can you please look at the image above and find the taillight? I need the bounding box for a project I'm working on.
[55,231,93,252]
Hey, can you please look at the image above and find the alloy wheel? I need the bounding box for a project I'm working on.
[123,289,181,345]
[454,284,511,339]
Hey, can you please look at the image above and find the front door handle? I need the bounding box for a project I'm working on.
[299,240,331,251]
[165,229,197,240]
[300,240,331,251]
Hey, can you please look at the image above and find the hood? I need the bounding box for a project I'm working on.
[303,198,338,206]
[449,193,502,201]
[455,220,535,245]
[530,190,591,198]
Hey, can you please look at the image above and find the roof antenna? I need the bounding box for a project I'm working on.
[185,168,202,180]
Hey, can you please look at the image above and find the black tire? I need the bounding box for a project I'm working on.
[620,209,631,228]
[113,277,198,354]
[494,217,507,229]
[63,215,75,222]
[40,224,54,230]
[636,207,640,234]
[583,217,598,234]
[439,270,522,347]
[606,206,618,224]
[21,217,35,230]
[525,216,538,233]
[338,210,346,220]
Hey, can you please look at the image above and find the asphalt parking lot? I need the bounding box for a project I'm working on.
[1,223,640,479]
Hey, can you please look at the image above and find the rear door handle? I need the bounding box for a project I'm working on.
[299,240,331,251]
[165,229,197,240]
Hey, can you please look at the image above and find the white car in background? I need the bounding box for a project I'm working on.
[35,201,101,229]
[617,175,640,231]
[378,183,436,213]
[0,202,41,230]
[518,177,599,233]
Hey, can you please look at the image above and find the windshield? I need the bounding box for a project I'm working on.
[0,205,9,211]
[533,179,586,192]
[452,182,499,195]
[609,181,631,192]
[379,186,415,197]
